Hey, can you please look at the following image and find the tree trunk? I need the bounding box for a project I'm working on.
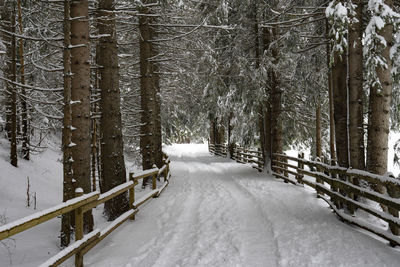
[348,0,365,170]
[10,2,17,167]
[1,0,10,142]
[70,0,93,232]
[139,2,159,187]
[61,0,73,248]
[17,0,29,160]
[316,104,322,158]
[1,1,18,167]
[151,25,163,168]
[97,0,129,220]
[139,4,155,172]
[262,104,272,172]
[326,19,336,161]
[228,112,234,158]
[210,116,216,145]
[269,27,283,156]
[332,47,349,168]
[366,0,393,177]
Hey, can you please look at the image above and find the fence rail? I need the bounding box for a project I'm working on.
[272,152,400,247]
[0,155,172,267]
[208,143,228,157]
[208,142,264,172]
[232,146,264,172]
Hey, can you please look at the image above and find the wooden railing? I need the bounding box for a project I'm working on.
[208,143,264,172]
[208,143,228,157]
[0,156,172,267]
[272,152,400,247]
[232,146,264,172]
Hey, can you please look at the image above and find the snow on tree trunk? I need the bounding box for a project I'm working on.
[1,1,18,167]
[61,0,73,248]
[17,0,29,161]
[366,26,393,175]
[97,0,129,220]
[348,0,365,170]
[269,27,283,156]
[70,0,93,232]
[151,25,163,169]
[139,1,157,186]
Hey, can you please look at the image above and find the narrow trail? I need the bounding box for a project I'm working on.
[84,144,400,267]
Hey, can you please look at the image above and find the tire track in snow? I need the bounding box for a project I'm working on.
[150,161,243,267]
[85,145,400,267]
[219,168,282,267]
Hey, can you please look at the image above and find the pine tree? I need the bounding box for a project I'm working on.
[70,0,93,232]
[97,0,129,220]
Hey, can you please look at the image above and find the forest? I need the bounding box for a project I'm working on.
[1,0,400,266]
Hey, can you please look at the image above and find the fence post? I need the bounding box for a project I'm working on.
[284,153,288,178]
[387,175,400,246]
[297,152,304,183]
[75,188,84,267]
[347,168,356,215]
[152,164,157,191]
[316,157,323,196]
[129,173,135,220]
[257,148,263,171]
[164,166,168,182]
[330,159,341,209]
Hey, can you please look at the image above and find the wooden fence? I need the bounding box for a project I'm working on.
[208,143,228,157]
[208,142,264,172]
[0,156,172,267]
[232,146,264,172]
[272,153,400,247]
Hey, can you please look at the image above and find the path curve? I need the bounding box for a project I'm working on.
[84,144,400,267]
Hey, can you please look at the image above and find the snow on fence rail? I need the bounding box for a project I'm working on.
[0,155,172,267]
[208,142,264,172]
[271,152,400,247]
[232,146,263,172]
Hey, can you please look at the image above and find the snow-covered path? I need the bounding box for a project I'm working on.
[84,144,400,267]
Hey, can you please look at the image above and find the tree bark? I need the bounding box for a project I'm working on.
[61,0,73,248]
[70,0,93,232]
[9,2,17,167]
[17,0,29,160]
[210,116,216,145]
[332,46,349,168]
[1,0,16,165]
[97,0,129,220]
[316,104,322,158]
[348,0,365,170]
[366,0,394,177]
[269,27,283,156]
[139,3,156,178]
[228,112,234,158]
[262,104,272,171]
[326,23,336,161]
[151,24,163,168]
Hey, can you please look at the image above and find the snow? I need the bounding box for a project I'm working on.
[38,229,101,267]
[83,144,400,267]
[0,136,154,266]
[97,181,133,202]
[0,191,98,234]
[133,189,159,208]
[0,138,64,266]
[389,132,400,177]
[130,168,159,179]
[2,140,400,266]
[75,188,84,194]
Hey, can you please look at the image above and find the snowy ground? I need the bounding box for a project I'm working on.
[83,144,400,267]
[0,137,147,266]
[1,141,400,266]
